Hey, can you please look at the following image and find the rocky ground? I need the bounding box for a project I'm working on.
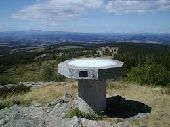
[0,81,169,127]
[0,94,149,127]
[0,100,149,127]
[0,97,109,127]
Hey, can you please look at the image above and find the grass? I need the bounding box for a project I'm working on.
[0,75,19,85]
[0,60,64,85]
[0,84,31,109]
[0,84,30,98]
[0,95,32,109]
[0,62,41,85]
[107,81,170,127]
[65,108,102,120]
[24,82,77,103]
[0,82,77,109]
[161,85,170,95]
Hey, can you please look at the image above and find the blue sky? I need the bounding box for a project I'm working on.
[0,0,170,33]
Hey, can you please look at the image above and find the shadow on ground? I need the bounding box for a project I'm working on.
[106,95,151,118]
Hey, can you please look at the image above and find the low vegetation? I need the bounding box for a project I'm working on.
[65,108,102,120]
[41,62,65,82]
[0,75,18,86]
[24,83,77,103]
[107,81,170,127]
[0,84,30,98]
[0,82,77,109]
[127,62,169,86]
[0,95,31,109]
[161,85,170,95]
[0,61,65,85]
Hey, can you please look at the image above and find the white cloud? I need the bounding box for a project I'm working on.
[12,0,170,22]
[12,0,103,22]
[105,0,170,15]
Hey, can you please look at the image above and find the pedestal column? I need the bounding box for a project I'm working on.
[78,79,106,112]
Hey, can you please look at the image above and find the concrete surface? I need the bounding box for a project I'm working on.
[78,79,106,112]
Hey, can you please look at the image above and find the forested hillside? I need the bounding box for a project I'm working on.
[114,43,170,86]
[0,42,169,87]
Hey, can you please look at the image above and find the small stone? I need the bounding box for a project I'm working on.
[65,93,73,99]
[48,100,58,107]
[46,109,51,113]
[34,103,41,107]
[0,119,5,125]
[47,98,68,107]
[61,113,66,118]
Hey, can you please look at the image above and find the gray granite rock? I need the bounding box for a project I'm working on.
[0,105,44,127]
[81,118,112,127]
[73,98,95,114]
[0,119,5,125]
[0,96,149,127]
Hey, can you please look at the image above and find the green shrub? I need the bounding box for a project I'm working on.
[41,63,65,82]
[164,87,170,95]
[0,101,13,110]
[0,76,18,86]
[65,108,101,120]
[161,85,170,95]
[0,85,30,98]
[53,73,65,82]
[0,97,32,110]
[41,63,54,81]
[128,63,169,86]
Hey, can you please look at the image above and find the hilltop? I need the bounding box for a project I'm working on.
[0,39,169,127]
[0,81,170,127]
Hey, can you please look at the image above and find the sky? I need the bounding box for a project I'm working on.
[0,0,170,33]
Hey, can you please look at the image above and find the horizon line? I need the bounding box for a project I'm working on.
[0,30,170,34]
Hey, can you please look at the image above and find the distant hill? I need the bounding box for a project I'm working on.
[0,31,170,45]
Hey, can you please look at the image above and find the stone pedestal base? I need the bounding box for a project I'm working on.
[78,79,106,112]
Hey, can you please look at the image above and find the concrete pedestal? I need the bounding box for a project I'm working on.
[78,79,106,112]
[58,58,123,113]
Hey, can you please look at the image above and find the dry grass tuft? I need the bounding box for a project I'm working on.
[0,82,78,109]
[24,82,77,103]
